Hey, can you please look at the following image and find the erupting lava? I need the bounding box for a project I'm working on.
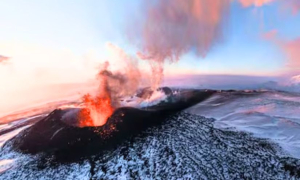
[78,62,115,127]
[78,93,114,127]
[77,45,142,127]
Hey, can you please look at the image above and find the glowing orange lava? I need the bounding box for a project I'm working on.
[78,92,114,127]
[77,45,142,127]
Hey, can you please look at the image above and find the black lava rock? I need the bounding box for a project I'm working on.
[5,89,216,162]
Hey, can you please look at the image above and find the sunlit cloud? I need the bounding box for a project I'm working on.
[0,55,9,64]
[0,41,110,116]
[282,38,300,71]
[262,30,300,74]
[261,29,278,40]
[238,0,275,7]
[238,0,300,15]
[132,0,231,89]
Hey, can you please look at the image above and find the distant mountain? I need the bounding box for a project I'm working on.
[258,80,280,90]
[257,76,300,93]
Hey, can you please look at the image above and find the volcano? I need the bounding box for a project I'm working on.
[5,88,216,162]
[1,88,300,179]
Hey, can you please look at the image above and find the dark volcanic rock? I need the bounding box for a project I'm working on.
[5,89,216,162]
[2,112,300,179]
[158,87,173,96]
[3,88,300,179]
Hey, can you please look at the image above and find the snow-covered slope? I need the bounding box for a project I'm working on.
[1,88,300,179]
[186,90,300,159]
[1,113,299,179]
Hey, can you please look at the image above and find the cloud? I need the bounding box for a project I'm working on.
[282,38,300,70]
[261,29,278,40]
[0,55,9,64]
[0,41,107,117]
[238,0,275,7]
[262,30,300,73]
[284,0,300,14]
[238,0,300,15]
[132,0,230,89]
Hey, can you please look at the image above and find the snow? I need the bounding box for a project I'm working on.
[139,90,167,107]
[1,89,300,178]
[0,159,14,173]
[186,90,300,158]
[0,111,299,179]
[120,90,168,108]
[0,125,31,148]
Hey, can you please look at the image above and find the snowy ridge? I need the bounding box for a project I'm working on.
[0,113,300,179]
[186,90,300,158]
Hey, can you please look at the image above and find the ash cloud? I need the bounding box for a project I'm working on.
[130,0,300,89]
[78,43,144,126]
[132,0,230,89]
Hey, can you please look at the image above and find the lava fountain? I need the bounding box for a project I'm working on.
[78,61,116,127]
[78,93,114,127]
[77,44,142,127]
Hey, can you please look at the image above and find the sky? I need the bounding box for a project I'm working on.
[0,0,299,76]
[0,0,300,116]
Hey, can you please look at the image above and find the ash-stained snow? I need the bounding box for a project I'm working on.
[1,112,300,179]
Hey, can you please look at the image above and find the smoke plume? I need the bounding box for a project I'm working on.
[133,0,230,89]
[79,0,300,126]
[78,44,143,127]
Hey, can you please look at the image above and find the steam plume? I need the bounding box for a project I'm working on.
[79,44,143,127]
[134,0,230,89]
[51,0,300,126]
